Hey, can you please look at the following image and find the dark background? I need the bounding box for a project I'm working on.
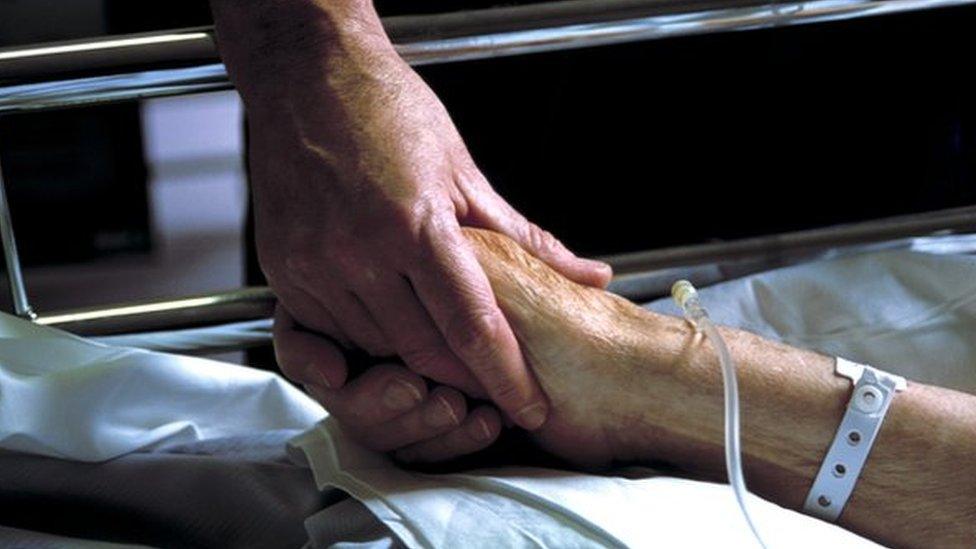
[0,0,973,264]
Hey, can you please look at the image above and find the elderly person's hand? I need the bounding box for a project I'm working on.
[213,1,611,430]
[275,306,504,462]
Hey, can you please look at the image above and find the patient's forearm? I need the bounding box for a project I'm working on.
[620,313,976,547]
[463,227,974,547]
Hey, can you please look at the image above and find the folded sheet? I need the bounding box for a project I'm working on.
[0,313,324,461]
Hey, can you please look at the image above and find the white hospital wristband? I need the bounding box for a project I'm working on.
[802,357,907,522]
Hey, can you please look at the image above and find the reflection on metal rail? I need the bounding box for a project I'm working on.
[605,205,976,273]
[2,0,975,113]
[34,206,976,339]
[607,205,976,297]
[35,287,274,336]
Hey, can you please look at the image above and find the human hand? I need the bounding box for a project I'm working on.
[461,228,674,467]
[276,226,664,468]
[226,13,611,429]
[274,305,504,462]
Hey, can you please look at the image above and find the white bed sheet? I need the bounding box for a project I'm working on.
[646,247,976,393]
[0,313,324,461]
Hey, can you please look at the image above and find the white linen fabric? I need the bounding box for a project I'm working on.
[292,419,877,549]
[645,248,976,394]
[298,247,976,549]
[0,313,324,461]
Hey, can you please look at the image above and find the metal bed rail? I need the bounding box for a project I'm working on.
[28,205,976,340]
[35,287,274,337]
[2,0,975,113]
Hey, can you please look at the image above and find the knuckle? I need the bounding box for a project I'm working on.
[364,362,413,380]
[468,408,501,444]
[430,386,467,418]
[446,309,502,365]
[337,313,391,357]
[400,345,451,376]
[389,202,424,234]
[527,224,558,255]
[329,246,362,275]
[356,367,427,408]
[354,201,424,245]
[416,209,457,247]
[281,247,332,283]
[484,376,524,407]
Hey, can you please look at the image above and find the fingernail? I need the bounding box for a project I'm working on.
[585,259,612,276]
[423,394,460,428]
[515,402,548,430]
[310,365,332,390]
[383,379,423,412]
[470,416,493,442]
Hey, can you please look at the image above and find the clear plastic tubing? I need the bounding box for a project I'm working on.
[671,280,767,548]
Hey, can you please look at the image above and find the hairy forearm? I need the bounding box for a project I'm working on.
[621,311,976,547]
[209,0,395,108]
[208,0,421,214]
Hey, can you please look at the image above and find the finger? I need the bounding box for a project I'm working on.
[353,272,484,396]
[411,215,549,430]
[394,406,503,463]
[464,189,612,288]
[307,362,427,427]
[356,386,467,452]
[326,288,394,357]
[285,265,392,357]
[273,304,349,389]
[275,286,352,348]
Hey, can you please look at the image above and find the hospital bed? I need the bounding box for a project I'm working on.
[2,1,976,547]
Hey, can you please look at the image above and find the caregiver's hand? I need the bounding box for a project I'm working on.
[214,0,611,430]
[275,306,504,461]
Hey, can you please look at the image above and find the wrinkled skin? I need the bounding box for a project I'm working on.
[283,229,976,549]
[277,228,663,466]
[461,228,659,466]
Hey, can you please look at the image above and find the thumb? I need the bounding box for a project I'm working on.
[466,190,613,288]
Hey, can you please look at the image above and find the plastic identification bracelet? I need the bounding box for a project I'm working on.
[802,358,907,522]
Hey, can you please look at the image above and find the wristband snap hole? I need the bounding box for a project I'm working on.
[817,495,831,507]
[847,430,861,445]
[833,463,846,477]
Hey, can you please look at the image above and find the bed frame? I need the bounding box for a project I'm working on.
[2,0,975,351]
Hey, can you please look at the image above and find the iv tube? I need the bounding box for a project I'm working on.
[672,280,767,548]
